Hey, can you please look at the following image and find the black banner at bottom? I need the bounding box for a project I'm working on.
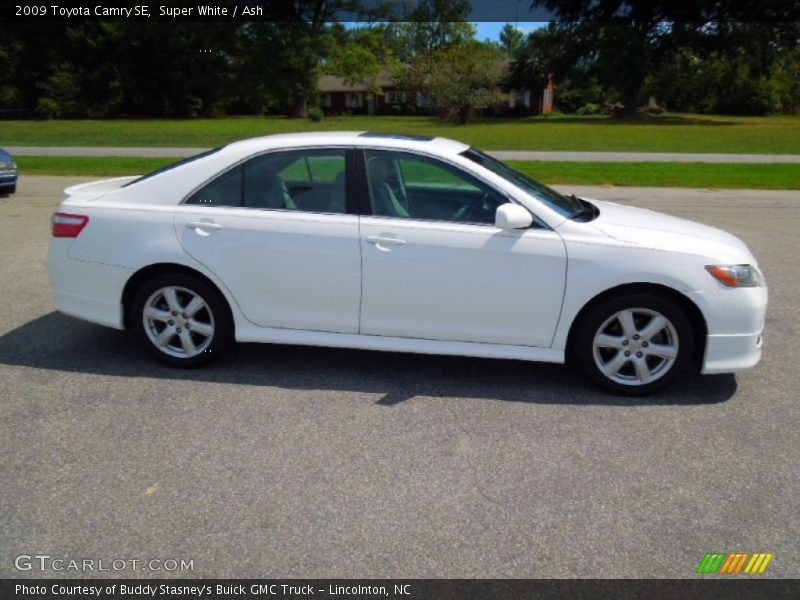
[2,579,799,600]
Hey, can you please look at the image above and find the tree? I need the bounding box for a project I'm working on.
[408,41,505,124]
[510,23,572,95]
[530,1,799,115]
[394,0,475,59]
[325,25,402,112]
[499,24,525,57]
[641,22,800,114]
[237,1,383,117]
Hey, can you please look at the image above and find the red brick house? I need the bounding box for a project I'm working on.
[317,75,429,115]
[317,69,554,116]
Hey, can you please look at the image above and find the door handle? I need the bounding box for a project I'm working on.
[186,220,223,231]
[365,235,406,246]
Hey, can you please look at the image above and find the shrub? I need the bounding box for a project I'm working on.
[307,107,324,122]
[576,102,601,115]
[36,97,61,119]
[180,96,203,118]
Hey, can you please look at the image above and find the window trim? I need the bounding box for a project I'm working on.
[180,146,357,217]
[356,147,541,229]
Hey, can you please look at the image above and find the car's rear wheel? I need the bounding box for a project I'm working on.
[132,273,232,367]
[573,293,694,395]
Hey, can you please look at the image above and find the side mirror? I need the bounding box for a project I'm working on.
[495,203,533,229]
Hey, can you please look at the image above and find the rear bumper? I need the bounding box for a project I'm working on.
[686,286,768,374]
[47,239,130,329]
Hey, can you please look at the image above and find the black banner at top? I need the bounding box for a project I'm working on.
[3,0,799,23]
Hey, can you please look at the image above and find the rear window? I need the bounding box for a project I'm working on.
[123,147,224,187]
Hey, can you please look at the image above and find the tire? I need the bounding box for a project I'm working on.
[1,185,14,196]
[131,273,233,367]
[572,292,694,396]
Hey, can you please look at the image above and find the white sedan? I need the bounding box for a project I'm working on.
[47,132,767,395]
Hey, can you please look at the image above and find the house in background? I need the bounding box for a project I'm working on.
[318,75,430,116]
[317,68,554,117]
[507,74,555,115]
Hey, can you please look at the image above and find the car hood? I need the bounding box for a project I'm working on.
[582,198,755,263]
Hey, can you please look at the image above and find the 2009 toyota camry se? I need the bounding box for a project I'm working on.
[47,132,767,395]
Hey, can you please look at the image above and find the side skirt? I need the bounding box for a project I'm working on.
[234,324,564,364]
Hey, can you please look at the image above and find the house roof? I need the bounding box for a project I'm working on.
[318,73,397,93]
[318,60,522,94]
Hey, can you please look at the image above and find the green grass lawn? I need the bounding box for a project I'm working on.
[16,156,800,189]
[3,113,800,154]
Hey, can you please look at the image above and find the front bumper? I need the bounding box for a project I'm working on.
[685,286,768,374]
[703,331,763,374]
[0,169,18,187]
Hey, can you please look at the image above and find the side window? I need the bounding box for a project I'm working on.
[365,150,506,225]
[245,149,347,213]
[185,166,242,206]
[184,150,348,214]
[399,158,480,192]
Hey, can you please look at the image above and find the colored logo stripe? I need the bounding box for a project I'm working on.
[719,553,749,573]
[697,553,726,573]
[744,553,773,574]
[697,552,773,574]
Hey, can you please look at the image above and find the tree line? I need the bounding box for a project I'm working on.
[0,0,797,120]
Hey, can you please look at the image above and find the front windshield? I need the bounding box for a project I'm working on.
[461,148,580,217]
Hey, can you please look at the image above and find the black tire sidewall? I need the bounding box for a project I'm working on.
[131,273,232,367]
[574,292,695,396]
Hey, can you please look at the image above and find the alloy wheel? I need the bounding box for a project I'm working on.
[142,286,215,359]
[592,308,679,386]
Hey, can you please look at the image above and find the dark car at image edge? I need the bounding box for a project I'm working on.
[0,148,19,195]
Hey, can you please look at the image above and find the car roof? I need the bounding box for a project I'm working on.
[0,148,11,159]
[221,131,470,157]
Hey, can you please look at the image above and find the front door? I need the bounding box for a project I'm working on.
[358,149,567,347]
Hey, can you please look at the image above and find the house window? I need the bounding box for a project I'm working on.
[509,90,531,108]
[320,93,332,108]
[416,91,432,108]
[384,91,407,104]
[345,92,363,108]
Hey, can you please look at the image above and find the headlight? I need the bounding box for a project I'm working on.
[0,162,9,169]
[705,264,762,288]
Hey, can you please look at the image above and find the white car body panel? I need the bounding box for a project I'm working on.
[174,205,361,333]
[359,216,566,346]
[46,131,767,377]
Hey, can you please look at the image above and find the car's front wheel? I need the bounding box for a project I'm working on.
[573,293,694,395]
[131,273,232,367]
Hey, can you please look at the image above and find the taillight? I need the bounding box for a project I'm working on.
[52,213,89,237]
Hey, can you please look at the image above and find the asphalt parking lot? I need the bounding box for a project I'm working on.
[1,176,797,578]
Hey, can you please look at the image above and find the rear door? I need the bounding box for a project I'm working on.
[174,147,361,333]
